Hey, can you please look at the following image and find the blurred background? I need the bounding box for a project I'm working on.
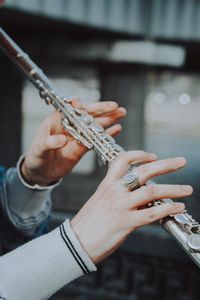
[1,0,200,299]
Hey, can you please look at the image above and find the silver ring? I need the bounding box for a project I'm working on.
[121,171,140,191]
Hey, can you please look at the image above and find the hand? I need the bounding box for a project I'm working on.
[71,151,193,264]
[21,100,126,185]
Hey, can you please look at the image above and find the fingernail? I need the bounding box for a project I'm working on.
[174,157,186,165]
[120,107,127,115]
[174,202,185,210]
[109,102,118,109]
[182,185,193,194]
[58,135,67,146]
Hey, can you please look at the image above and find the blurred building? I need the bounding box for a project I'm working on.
[1,1,200,299]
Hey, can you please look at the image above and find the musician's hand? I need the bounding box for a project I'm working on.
[21,100,126,185]
[71,151,193,264]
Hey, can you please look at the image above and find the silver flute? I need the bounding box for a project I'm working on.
[1,27,200,267]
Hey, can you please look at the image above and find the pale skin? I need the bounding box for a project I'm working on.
[20,99,193,265]
[1,0,191,263]
[71,151,193,264]
[22,100,127,185]
[0,5,192,263]
[0,0,193,289]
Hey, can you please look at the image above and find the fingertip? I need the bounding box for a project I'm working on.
[174,156,187,166]
[115,123,122,131]
[106,101,119,110]
[173,202,185,212]
[181,185,193,195]
[46,134,67,149]
[71,98,81,108]
[119,107,127,116]
[99,101,118,108]
[189,185,193,194]
[106,124,122,137]
[57,134,68,146]
[114,124,122,136]
[149,153,157,160]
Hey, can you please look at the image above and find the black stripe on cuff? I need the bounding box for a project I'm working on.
[59,224,89,274]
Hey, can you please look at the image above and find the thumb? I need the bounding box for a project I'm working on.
[44,134,68,151]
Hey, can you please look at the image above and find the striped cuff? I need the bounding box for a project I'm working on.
[0,220,97,300]
[60,219,96,274]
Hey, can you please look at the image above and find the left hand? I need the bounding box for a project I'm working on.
[71,152,192,264]
[21,99,126,185]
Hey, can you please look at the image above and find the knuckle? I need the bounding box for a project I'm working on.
[138,164,149,176]
[145,185,157,199]
[161,203,176,215]
[115,152,127,165]
[117,152,133,166]
[117,152,126,161]
[146,210,156,221]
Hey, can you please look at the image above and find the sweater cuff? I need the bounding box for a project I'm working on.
[61,219,97,274]
[17,155,62,190]
[0,219,96,300]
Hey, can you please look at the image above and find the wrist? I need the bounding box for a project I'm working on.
[71,216,103,265]
[21,160,51,186]
[18,155,62,189]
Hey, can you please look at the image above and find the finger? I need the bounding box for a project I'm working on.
[96,107,127,127]
[40,134,68,152]
[127,184,193,209]
[61,138,87,158]
[82,101,119,116]
[107,151,157,179]
[136,157,186,185]
[40,110,69,137]
[70,98,82,108]
[129,202,186,228]
[105,124,122,137]
[96,107,127,118]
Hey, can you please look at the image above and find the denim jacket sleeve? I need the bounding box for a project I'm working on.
[0,157,60,237]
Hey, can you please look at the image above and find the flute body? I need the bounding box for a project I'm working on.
[1,27,200,267]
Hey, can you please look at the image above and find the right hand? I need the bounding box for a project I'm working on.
[71,151,193,264]
[21,100,126,186]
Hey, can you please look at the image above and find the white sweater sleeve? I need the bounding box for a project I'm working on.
[0,219,97,300]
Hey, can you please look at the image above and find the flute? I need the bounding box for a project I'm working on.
[1,27,200,267]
